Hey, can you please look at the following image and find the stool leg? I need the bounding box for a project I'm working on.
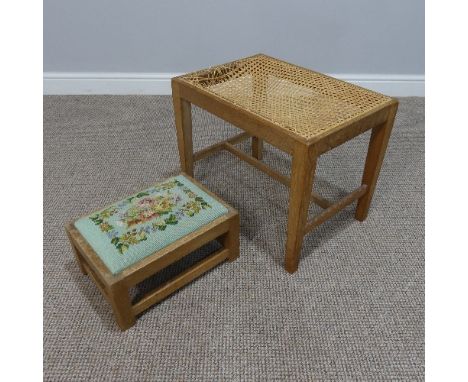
[284,144,316,274]
[251,70,266,161]
[172,83,194,177]
[220,215,240,262]
[109,283,135,331]
[69,243,87,275]
[252,137,263,160]
[75,251,87,275]
[66,229,87,275]
[355,102,398,221]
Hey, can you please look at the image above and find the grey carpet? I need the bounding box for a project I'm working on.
[43,96,424,381]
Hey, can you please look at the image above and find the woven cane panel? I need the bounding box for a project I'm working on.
[179,55,392,140]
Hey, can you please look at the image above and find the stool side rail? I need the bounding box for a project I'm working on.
[114,214,234,286]
[312,104,395,156]
[132,247,229,315]
[304,185,368,233]
[193,137,332,209]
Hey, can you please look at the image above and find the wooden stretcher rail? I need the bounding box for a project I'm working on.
[304,185,368,233]
[193,132,250,162]
[223,142,291,186]
[132,248,229,315]
[222,143,332,209]
[194,136,333,209]
[309,191,332,209]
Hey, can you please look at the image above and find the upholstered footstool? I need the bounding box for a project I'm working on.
[66,174,239,330]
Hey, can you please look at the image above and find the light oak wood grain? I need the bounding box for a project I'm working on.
[305,185,368,233]
[355,103,398,221]
[284,144,316,273]
[132,248,229,315]
[172,82,194,176]
[251,136,263,160]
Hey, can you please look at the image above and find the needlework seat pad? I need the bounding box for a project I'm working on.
[74,175,228,275]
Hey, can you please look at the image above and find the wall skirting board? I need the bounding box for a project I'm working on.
[43,72,424,97]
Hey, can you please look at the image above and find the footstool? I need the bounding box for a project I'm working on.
[65,174,239,330]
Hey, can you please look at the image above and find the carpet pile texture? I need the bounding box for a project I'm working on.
[44,96,424,381]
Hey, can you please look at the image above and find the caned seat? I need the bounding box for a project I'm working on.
[177,54,392,141]
[66,174,239,330]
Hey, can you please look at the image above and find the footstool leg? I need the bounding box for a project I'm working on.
[355,103,398,221]
[284,144,317,274]
[172,82,194,177]
[67,234,87,275]
[109,283,135,331]
[252,137,263,160]
[74,249,87,275]
[220,215,240,262]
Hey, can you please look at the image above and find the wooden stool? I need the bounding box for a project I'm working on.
[172,54,398,273]
[66,174,239,330]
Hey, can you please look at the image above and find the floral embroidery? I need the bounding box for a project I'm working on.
[88,179,212,254]
[90,207,117,225]
[121,195,178,227]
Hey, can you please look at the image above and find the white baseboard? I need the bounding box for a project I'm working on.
[340,74,424,97]
[43,72,424,97]
[43,73,183,96]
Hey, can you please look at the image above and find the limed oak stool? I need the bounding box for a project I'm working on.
[172,54,398,274]
[66,174,239,330]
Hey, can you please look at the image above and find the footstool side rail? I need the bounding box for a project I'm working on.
[132,247,229,315]
[113,212,236,286]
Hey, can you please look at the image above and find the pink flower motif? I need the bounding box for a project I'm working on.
[137,197,154,207]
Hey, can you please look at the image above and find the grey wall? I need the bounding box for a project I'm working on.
[44,0,424,75]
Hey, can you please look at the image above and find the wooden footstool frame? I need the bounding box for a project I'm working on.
[172,54,398,274]
[66,176,239,331]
